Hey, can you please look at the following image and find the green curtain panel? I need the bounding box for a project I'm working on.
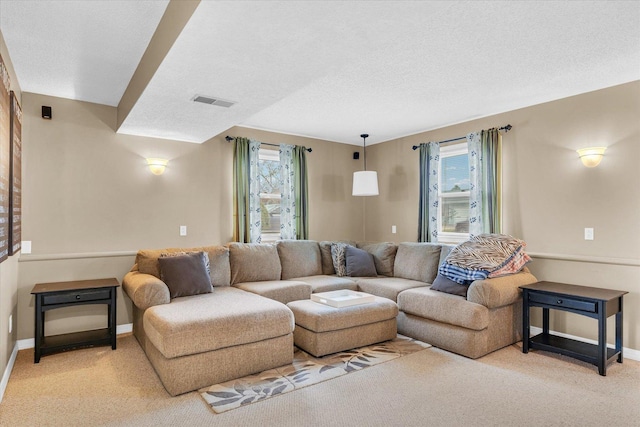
[481,128,501,234]
[468,128,502,235]
[233,137,251,242]
[293,145,309,240]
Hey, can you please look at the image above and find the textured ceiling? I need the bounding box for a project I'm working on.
[0,0,169,106]
[2,1,639,145]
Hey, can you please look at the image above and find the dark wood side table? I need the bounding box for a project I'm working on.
[520,281,627,376]
[31,278,119,363]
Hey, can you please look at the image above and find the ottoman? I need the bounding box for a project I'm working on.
[286,295,398,357]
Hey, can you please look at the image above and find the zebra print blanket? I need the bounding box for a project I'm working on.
[438,234,529,285]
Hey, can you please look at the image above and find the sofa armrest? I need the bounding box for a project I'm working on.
[122,271,170,310]
[466,267,537,309]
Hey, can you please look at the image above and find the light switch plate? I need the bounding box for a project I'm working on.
[584,228,594,240]
[180,226,187,236]
[21,241,32,254]
[392,225,397,234]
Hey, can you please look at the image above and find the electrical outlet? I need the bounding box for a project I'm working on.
[8,314,12,334]
[584,228,594,240]
[180,226,187,236]
[392,225,397,234]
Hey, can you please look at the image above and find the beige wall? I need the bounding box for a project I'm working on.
[17,93,363,340]
[366,81,640,350]
[0,30,21,380]
[7,33,639,361]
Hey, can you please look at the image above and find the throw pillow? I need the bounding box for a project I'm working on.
[345,246,378,277]
[319,240,356,274]
[159,251,211,278]
[330,243,350,277]
[430,272,470,297]
[356,242,398,277]
[158,252,213,299]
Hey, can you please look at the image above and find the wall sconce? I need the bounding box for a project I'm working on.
[576,147,606,168]
[146,158,168,175]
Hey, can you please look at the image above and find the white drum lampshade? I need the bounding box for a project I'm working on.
[352,170,379,196]
[352,133,379,196]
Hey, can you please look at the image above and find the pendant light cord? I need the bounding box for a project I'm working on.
[361,133,369,171]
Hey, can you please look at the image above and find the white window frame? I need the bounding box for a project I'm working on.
[258,149,281,242]
[438,143,470,244]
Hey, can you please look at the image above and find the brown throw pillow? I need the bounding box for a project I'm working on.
[158,252,213,299]
[430,273,469,297]
[345,246,378,277]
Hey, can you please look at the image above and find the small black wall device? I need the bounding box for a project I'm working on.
[42,106,52,119]
[353,152,360,160]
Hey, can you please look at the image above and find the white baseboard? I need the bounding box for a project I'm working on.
[0,342,19,403]
[530,326,640,361]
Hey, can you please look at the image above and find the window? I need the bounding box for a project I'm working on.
[258,149,281,242]
[438,143,470,243]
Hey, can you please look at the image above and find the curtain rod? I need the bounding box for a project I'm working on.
[225,135,312,152]
[411,124,512,150]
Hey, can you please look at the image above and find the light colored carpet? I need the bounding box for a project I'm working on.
[1,334,639,426]
[200,335,431,413]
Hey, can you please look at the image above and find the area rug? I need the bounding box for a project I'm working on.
[200,335,431,413]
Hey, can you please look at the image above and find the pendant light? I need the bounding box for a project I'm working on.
[352,133,379,196]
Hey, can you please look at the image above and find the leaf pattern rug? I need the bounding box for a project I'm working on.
[200,335,431,413]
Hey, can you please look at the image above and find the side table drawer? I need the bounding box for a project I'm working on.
[43,289,111,305]
[528,293,596,313]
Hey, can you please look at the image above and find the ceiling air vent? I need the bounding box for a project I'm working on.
[193,95,235,108]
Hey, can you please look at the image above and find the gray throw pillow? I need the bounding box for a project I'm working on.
[158,252,213,299]
[159,251,211,278]
[330,243,350,277]
[345,246,378,277]
[430,273,469,297]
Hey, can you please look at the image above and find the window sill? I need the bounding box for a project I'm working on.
[438,232,469,245]
[260,233,280,243]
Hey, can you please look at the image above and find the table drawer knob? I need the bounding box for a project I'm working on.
[76,295,81,300]
[557,299,562,304]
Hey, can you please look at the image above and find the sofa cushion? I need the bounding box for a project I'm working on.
[319,240,356,274]
[158,252,213,299]
[394,243,441,284]
[291,275,357,293]
[354,277,427,302]
[345,246,378,277]
[430,273,469,297]
[397,287,489,331]
[277,240,322,279]
[229,243,281,284]
[234,280,311,304]
[143,287,294,359]
[356,242,398,277]
[135,245,231,287]
[287,296,398,333]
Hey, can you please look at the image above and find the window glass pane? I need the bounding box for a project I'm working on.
[259,155,281,234]
[441,154,469,193]
[441,195,469,233]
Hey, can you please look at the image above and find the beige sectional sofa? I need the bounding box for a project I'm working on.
[122,240,537,395]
